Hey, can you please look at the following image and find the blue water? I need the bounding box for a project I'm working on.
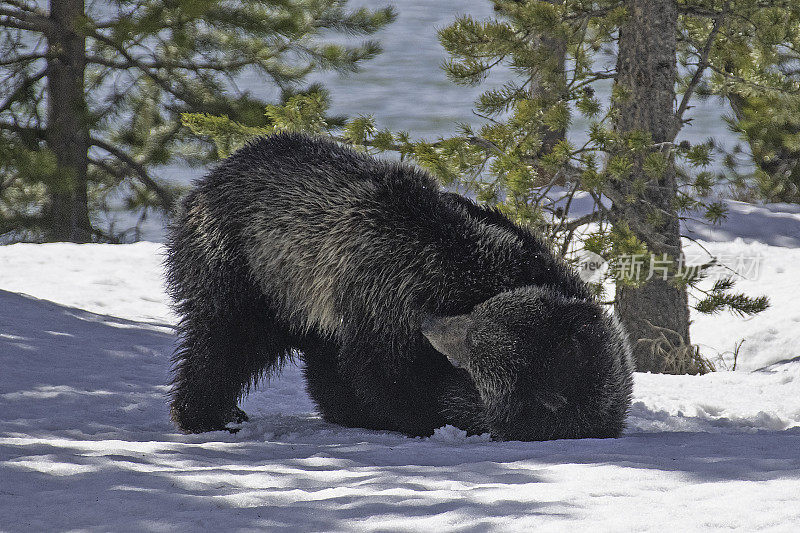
[138,0,739,240]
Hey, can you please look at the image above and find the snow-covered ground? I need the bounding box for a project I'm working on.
[2,204,800,531]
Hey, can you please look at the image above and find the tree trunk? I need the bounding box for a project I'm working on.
[46,0,91,242]
[531,0,567,185]
[612,0,691,373]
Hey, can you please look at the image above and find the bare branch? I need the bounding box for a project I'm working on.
[0,121,45,138]
[0,7,52,33]
[0,51,48,67]
[87,31,186,100]
[86,31,212,109]
[3,1,42,13]
[675,8,726,136]
[0,67,47,113]
[89,137,175,211]
[562,211,600,232]
[0,16,39,32]
[466,136,504,157]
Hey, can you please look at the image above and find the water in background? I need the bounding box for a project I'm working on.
[310,0,734,147]
[135,0,738,240]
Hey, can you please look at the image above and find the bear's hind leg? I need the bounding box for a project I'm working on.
[301,338,387,431]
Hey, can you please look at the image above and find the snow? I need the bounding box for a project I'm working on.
[2,205,800,531]
[683,200,800,248]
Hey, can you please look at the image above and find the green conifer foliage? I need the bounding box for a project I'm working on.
[0,0,394,241]
[187,1,791,372]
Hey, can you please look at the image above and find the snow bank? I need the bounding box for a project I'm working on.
[1,233,799,531]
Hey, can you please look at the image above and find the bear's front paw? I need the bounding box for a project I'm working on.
[171,403,250,434]
[225,406,250,430]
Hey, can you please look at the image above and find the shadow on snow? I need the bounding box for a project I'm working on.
[1,290,798,530]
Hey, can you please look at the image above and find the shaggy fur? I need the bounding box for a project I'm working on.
[165,132,633,439]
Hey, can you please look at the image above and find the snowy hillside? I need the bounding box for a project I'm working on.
[1,203,800,531]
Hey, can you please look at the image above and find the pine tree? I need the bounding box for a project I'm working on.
[726,94,800,202]
[0,0,394,242]
[714,5,800,202]
[186,1,781,374]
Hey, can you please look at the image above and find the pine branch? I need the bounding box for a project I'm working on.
[678,1,795,18]
[84,54,257,72]
[563,5,622,21]
[87,156,126,184]
[705,62,796,94]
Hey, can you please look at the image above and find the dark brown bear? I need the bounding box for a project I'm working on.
[165,133,633,440]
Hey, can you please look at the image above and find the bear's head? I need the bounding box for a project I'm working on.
[421,286,633,440]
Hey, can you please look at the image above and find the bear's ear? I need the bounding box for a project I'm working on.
[420,313,474,366]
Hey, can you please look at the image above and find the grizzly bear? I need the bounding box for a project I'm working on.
[165,133,633,440]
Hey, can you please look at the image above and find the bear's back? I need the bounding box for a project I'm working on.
[180,133,582,341]
[203,133,436,204]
